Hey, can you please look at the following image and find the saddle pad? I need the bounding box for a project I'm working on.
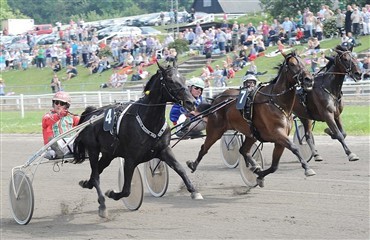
[103,108,115,132]
[236,89,249,110]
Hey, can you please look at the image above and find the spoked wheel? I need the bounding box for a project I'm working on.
[118,158,144,210]
[143,158,169,197]
[239,143,265,187]
[220,131,242,168]
[293,125,314,162]
[9,170,34,225]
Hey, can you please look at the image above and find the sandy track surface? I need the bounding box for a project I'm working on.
[1,134,369,239]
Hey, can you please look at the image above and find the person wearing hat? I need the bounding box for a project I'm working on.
[242,74,259,90]
[42,91,79,158]
[170,77,207,137]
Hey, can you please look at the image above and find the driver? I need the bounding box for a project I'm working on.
[42,91,79,159]
[170,77,207,137]
[242,74,259,90]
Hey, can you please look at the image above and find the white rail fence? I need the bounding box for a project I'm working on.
[1,81,369,118]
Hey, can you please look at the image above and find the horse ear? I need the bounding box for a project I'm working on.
[156,61,164,71]
[280,50,287,58]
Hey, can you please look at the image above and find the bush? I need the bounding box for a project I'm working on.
[168,39,189,54]
[323,18,338,38]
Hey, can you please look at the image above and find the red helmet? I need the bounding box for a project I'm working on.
[52,91,71,105]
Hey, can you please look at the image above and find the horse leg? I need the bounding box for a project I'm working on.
[163,147,203,200]
[256,137,316,187]
[186,128,224,172]
[105,158,135,200]
[325,115,359,161]
[79,150,108,218]
[300,118,323,162]
[239,138,261,172]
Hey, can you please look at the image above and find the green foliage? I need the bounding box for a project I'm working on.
[168,39,189,54]
[323,18,337,38]
[5,0,194,25]
[260,0,333,20]
[97,46,113,58]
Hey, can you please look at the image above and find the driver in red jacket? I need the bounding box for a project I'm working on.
[42,91,79,158]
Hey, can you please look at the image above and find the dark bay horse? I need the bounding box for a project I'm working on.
[73,64,203,218]
[293,45,362,162]
[187,51,316,187]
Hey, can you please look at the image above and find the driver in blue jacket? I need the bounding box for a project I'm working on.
[170,77,207,137]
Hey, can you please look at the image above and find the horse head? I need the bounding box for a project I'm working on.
[282,51,314,91]
[333,45,362,81]
[144,62,195,111]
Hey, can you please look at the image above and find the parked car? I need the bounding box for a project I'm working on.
[6,42,30,53]
[139,27,161,36]
[30,24,53,35]
[35,34,60,45]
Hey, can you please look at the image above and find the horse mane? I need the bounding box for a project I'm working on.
[268,50,298,84]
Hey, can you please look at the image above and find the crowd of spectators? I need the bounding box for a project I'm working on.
[1,3,369,91]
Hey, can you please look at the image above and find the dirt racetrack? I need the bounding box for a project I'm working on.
[1,134,369,239]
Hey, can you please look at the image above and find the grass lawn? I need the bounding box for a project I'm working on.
[1,106,369,135]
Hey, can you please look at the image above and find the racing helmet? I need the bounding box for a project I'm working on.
[52,91,71,105]
[242,74,258,85]
[188,77,205,89]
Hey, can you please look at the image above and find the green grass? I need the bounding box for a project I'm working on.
[1,106,369,135]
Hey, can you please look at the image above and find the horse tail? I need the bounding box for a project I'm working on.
[73,105,97,164]
[73,134,87,164]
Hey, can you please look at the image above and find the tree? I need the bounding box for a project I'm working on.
[259,0,333,20]
[0,0,28,21]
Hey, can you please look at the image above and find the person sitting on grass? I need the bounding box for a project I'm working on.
[64,65,78,80]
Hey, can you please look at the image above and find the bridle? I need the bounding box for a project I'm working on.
[257,54,308,97]
[157,67,187,106]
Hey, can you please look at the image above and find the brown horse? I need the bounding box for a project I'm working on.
[293,45,362,162]
[187,51,315,187]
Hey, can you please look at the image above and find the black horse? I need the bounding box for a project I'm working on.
[73,64,203,218]
[293,45,362,162]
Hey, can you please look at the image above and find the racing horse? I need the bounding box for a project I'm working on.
[187,51,316,187]
[293,45,362,162]
[73,63,203,218]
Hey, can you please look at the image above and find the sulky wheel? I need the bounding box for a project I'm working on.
[239,143,265,187]
[118,158,143,210]
[9,170,34,225]
[293,125,314,162]
[143,158,169,197]
[220,131,242,168]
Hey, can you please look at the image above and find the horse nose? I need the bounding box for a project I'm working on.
[304,77,314,90]
[185,100,195,111]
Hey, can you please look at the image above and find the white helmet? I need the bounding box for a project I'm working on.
[187,77,205,89]
[242,74,258,84]
[52,91,71,105]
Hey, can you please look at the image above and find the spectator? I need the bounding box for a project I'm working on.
[52,60,62,72]
[361,7,370,36]
[345,5,353,34]
[362,57,370,79]
[282,17,294,45]
[318,52,329,68]
[100,69,127,88]
[310,52,319,73]
[50,73,62,93]
[351,7,361,36]
[64,65,78,80]
[305,12,316,37]
[315,20,324,40]
[216,28,227,55]
[0,78,5,96]
[166,48,177,63]
[335,9,345,37]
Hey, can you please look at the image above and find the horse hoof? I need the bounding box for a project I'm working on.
[79,180,93,189]
[257,178,264,188]
[191,192,204,200]
[314,155,324,162]
[186,161,196,173]
[348,153,360,162]
[305,169,316,176]
[99,208,108,218]
[105,190,115,199]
